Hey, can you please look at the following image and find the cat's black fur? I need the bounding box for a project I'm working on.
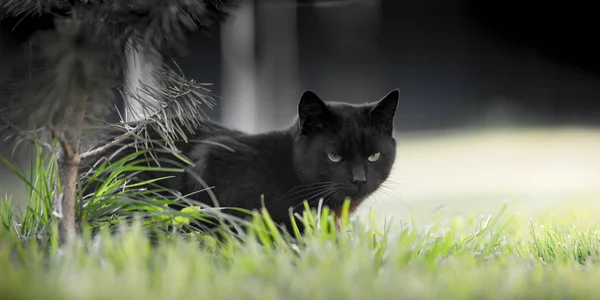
[79,90,399,233]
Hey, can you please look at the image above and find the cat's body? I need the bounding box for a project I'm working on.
[79,90,399,233]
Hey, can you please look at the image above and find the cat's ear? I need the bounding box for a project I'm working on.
[369,89,399,135]
[298,90,333,135]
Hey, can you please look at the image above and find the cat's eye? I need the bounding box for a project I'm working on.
[327,152,342,163]
[367,153,381,162]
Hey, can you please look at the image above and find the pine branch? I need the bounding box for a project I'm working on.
[79,124,142,159]
[80,60,217,159]
[2,0,237,55]
[0,0,236,244]
[0,0,70,17]
[3,16,119,132]
[0,115,55,155]
[122,60,217,147]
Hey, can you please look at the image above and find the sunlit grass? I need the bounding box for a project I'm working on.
[3,204,600,299]
[2,126,600,299]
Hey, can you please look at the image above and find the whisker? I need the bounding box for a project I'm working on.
[296,188,338,211]
[280,182,338,198]
[376,185,404,203]
[283,186,333,207]
[262,181,340,207]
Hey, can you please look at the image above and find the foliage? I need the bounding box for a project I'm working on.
[0,136,255,249]
[0,0,234,53]
[0,0,237,242]
[0,142,61,250]
[0,0,235,132]
[3,191,600,299]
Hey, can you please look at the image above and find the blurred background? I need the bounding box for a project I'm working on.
[1,0,599,224]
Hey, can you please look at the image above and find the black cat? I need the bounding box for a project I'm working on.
[79,89,399,234]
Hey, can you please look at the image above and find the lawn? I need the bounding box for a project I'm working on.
[2,126,600,299]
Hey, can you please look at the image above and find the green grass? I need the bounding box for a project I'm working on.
[3,205,600,299]
[2,127,600,299]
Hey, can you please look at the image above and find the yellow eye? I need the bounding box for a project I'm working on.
[367,153,381,162]
[327,152,342,163]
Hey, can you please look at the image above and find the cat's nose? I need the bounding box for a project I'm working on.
[352,166,367,190]
[352,179,366,190]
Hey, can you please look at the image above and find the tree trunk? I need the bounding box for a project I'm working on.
[59,144,80,243]
[56,105,86,244]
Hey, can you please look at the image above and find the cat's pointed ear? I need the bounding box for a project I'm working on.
[369,89,399,135]
[298,90,332,135]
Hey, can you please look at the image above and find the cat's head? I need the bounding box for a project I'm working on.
[292,89,399,211]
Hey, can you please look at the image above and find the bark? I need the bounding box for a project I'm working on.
[59,145,79,243]
[54,103,86,244]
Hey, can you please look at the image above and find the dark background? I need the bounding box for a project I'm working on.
[2,0,599,132]
[172,0,600,132]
